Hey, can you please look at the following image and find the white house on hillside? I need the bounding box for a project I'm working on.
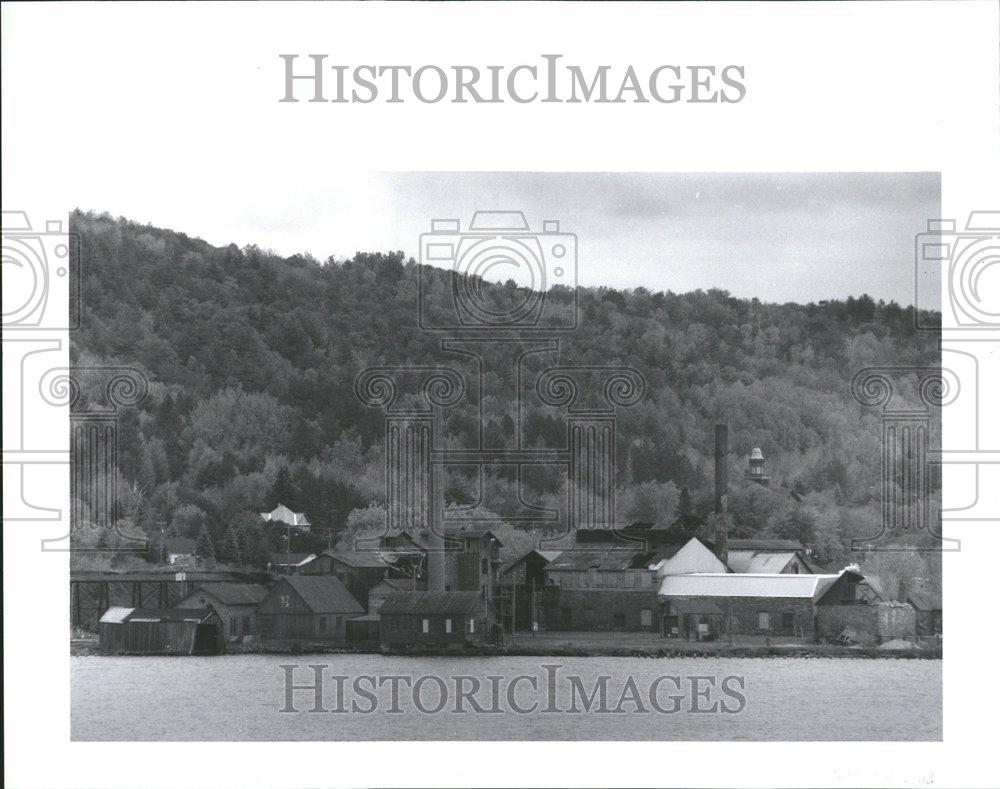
[260,503,311,532]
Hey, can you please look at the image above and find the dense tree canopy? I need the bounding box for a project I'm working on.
[69,210,941,583]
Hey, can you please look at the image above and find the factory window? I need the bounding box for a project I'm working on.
[243,616,251,632]
[612,612,626,629]
[279,595,290,608]
[640,609,653,627]
[422,619,429,633]
[758,612,770,630]
[782,612,794,630]
[318,616,327,631]
[481,558,488,574]
[468,618,475,634]
[445,618,452,634]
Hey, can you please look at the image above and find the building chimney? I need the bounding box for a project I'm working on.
[426,529,446,592]
[714,423,729,563]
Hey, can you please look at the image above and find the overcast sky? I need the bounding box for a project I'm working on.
[86,171,939,306]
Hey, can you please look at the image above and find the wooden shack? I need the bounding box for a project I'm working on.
[257,575,364,643]
[379,591,487,647]
[98,607,225,655]
[176,583,268,640]
[299,550,392,611]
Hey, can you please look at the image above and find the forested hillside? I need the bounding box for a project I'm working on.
[68,210,940,582]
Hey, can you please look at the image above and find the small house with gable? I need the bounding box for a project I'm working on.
[257,575,364,643]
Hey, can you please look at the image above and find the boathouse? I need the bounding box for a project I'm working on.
[256,575,364,643]
[379,591,487,647]
[98,607,225,655]
[176,583,268,640]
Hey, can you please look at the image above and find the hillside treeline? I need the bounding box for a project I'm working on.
[68,210,941,585]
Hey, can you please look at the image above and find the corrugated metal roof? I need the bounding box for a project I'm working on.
[99,606,134,624]
[379,591,483,615]
[726,550,799,574]
[659,573,841,599]
[284,576,364,614]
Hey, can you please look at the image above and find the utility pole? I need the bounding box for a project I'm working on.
[156,520,168,564]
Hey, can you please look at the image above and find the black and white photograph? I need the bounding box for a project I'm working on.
[3,3,998,788]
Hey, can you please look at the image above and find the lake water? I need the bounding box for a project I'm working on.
[71,654,941,741]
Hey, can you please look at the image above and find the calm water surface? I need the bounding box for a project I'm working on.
[72,654,941,741]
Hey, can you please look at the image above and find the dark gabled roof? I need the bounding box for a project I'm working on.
[379,591,483,616]
[500,549,562,575]
[382,529,426,547]
[726,539,805,552]
[321,550,392,569]
[185,583,267,606]
[283,576,364,614]
[546,547,656,572]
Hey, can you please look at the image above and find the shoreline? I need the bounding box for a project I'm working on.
[71,639,941,660]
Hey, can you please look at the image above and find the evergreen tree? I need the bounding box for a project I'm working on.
[240,523,270,568]
[218,524,243,565]
[194,525,216,564]
[270,466,296,508]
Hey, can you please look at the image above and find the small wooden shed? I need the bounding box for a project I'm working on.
[98,607,225,655]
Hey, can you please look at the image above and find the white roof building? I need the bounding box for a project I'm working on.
[260,503,311,531]
[658,572,843,600]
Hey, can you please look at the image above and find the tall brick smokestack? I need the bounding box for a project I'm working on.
[714,423,729,564]
[426,529,446,592]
